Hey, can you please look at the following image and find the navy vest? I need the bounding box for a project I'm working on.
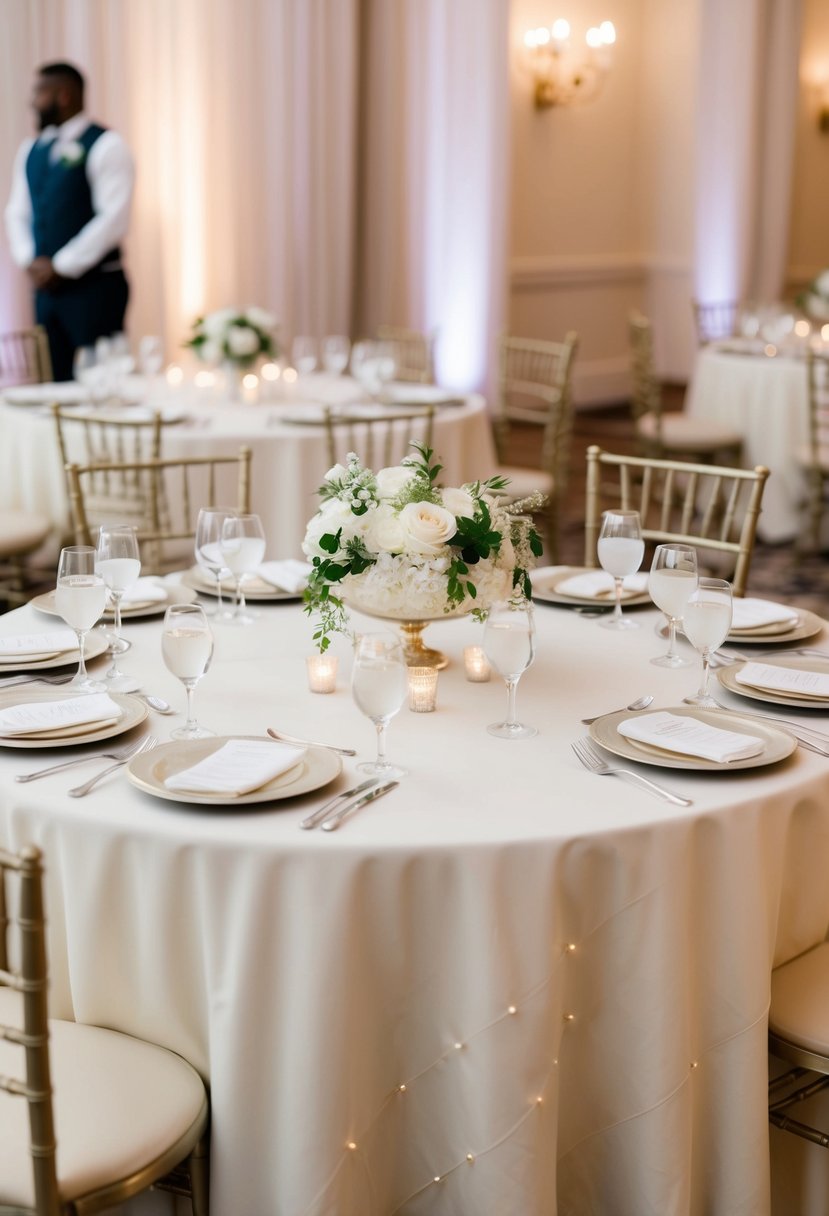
[25,123,120,271]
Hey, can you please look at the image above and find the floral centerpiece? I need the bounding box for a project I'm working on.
[302,443,543,655]
[185,307,279,368]
[797,271,829,323]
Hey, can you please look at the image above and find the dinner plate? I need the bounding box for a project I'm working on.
[0,630,109,673]
[589,706,796,771]
[181,567,304,602]
[127,736,342,806]
[530,566,652,608]
[3,382,88,406]
[31,585,198,620]
[717,655,829,710]
[657,608,825,647]
[0,690,147,749]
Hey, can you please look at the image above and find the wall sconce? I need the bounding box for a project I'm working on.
[522,18,616,109]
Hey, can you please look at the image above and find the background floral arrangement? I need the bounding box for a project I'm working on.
[185,306,278,368]
[797,270,829,322]
[302,443,543,650]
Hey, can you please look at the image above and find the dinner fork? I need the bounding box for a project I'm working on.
[0,673,75,690]
[571,737,693,806]
[68,736,157,797]
[16,735,153,783]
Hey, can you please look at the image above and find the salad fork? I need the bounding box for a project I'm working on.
[68,736,157,797]
[16,735,153,783]
[571,737,693,806]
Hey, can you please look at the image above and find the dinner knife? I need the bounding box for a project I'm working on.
[299,779,378,830]
[320,780,399,832]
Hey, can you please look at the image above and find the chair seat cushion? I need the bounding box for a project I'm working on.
[770,941,829,1058]
[0,987,206,1208]
[638,413,743,452]
[495,465,554,499]
[796,445,829,473]
[0,510,51,559]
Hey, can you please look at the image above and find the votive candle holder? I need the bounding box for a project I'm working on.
[306,654,338,694]
[408,666,439,713]
[464,646,491,682]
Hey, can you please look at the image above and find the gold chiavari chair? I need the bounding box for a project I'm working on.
[691,298,741,346]
[0,326,52,387]
[375,326,436,384]
[768,940,829,1154]
[492,331,579,565]
[799,352,829,551]
[324,407,434,469]
[0,510,52,609]
[0,843,209,1216]
[629,312,743,464]
[65,447,252,573]
[584,445,769,597]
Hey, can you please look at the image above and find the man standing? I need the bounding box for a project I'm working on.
[4,62,135,380]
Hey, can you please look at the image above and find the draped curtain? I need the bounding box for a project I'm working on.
[0,0,509,393]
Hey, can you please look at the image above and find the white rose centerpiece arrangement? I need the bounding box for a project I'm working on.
[798,271,829,324]
[302,443,544,655]
[185,307,279,368]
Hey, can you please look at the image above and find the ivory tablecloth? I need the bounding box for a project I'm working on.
[0,595,828,1216]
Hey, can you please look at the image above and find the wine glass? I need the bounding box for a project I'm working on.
[54,546,108,692]
[95,524,141,692]
[374,341,397,398]
[596,509,644,630]
[350,340,382,399]
[322,335,351,375]
[482,600,537,739]
[683,578,733,707]
[161,603,215,739]
[139,335,164,378]
[195,507,236,620]
[291,336,318,376]
[648,543,698,668]
[220,514,266,625]
[351,632,408,778]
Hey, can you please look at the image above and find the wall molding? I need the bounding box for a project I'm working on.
[510,252,646,289]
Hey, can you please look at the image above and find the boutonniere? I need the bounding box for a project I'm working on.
[60,140,86,168]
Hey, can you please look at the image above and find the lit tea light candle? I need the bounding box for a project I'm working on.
[166,364,184,387]
[464,646,491,682]
[242,372,259,402]
[261,362,281,382]
[306,654,338,694]
[194,369,215,389]
[408,666,438,713]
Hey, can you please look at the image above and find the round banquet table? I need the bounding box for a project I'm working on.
[685,344,809,542]
[0,374,495,559]
[0,593,828,1216]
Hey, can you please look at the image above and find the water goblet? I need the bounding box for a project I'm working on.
[139,335,164,379]
[292,336,318,376]
[351,632,408,778]
[195,507,236,620]
[649,543,698,668]
[322,335,351,375]
[161,603,215,739]
[596,509,644,630]
[482,600,537,739]
[95,524,141,691]
[350,340,382,399]
[54,546,108,692]
[683,578,733,707]
[220,513,266,625]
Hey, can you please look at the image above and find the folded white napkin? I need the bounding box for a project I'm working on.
[617,710,764,762]
[0,693,122,737]
[256,560,312,593]
[730,599,799,632]
[735,662,829,699]
[557,571,649,600]
[118,577,168,606]
[164,739,307,795]
[0,630,77,658]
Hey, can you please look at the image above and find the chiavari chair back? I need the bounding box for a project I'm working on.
[375,326,436,384]
[691,298,740,346]
[0,327,52,388]
[324,407,434,469]
[800,352,829,551]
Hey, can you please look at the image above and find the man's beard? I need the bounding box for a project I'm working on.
[37,104,60,132]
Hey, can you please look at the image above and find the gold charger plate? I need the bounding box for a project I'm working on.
[0,690,147,749]
[530,566,651,608]
[589,706,796,772]
[31,585,198,620]
[717,655,829,710]
[127,735,341,806]
[726,603,824,643]
[0,630,108,674]
[182,566,304,602]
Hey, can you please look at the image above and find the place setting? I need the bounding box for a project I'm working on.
[184,506,311,609]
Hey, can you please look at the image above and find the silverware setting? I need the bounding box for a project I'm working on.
[0,673,75,690]
[581,694,654,726]
[321,780,399,831]
[16,734,153,783]
[571,737,693,806]
[68,736,157,797]
[709,646,828,669]
[709,700,829,753]
[267,727,357,757]
[299,779,378,830]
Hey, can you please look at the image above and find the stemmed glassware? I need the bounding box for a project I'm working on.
[95,525,141,691]
[351,632,408,778]
[482,600,537,739]
[220,513,266,625]
[596,509,644,630]
[161,603,215,739]
[138,335,164,379]
[54,546,108,692]
[195,507,236,620]
[648,543,698,667]
[683,578,733,707]
[322,335,351,375]
[292,337,318,376]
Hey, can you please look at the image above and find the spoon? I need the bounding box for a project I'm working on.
[581,695,654,725]
[137,694,176,715]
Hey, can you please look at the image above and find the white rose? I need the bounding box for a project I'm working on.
[303,499,357,557]
[367,504,407,553]
[202,308,238,339]
[441,486,476,518]
[324,463,348,484]
[244,306,277,332]
[198,339,220,364]
[375,465,415,500]
[398,501,458,555]
[816,271,829,297]
[227,325,260,357]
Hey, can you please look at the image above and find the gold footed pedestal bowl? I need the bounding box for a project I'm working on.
[343,600,471,670]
